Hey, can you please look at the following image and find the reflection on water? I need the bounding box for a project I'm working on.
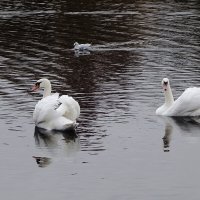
[34,126,80,159]
[1,0,200,199]
[171,117,200,134]
[32,156,51,168]
[74,49,91,57]
[160,116,200,152]
[162,122,173,152]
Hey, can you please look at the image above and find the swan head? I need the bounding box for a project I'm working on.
[74,42,79,47]
[32,78,51,92]
[162,78,170,91]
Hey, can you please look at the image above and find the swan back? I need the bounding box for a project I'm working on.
[164,87,200,116]
[74,42,91,51]
[57,95,80,121]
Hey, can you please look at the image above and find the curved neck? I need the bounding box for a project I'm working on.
[43,84,51,98]
[164,86,174,106]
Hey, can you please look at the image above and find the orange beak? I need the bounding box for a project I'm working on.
[31,83,40,92]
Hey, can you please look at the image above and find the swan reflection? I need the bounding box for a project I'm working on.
[34,126,78,144]
[32,156,51,168]
[159,116,200,152]
[162,122,172,152]
[34,126,80,166]
[74,49,91,57]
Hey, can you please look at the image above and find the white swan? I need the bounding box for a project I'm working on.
[156,78,200,116]
[74,42,91,51]
[32,78,80,130]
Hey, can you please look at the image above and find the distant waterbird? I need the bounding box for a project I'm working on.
[73,42,92,51]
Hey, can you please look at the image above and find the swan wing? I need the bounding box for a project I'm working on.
[165,87,200,116]
[78,44,91,50]
[33,93,60,124]
[56,95,80,121]
[82,43,91,48]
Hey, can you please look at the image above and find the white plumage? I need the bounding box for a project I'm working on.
[73,42,91,51]
[156,78,200,116]
[32,79,80,130]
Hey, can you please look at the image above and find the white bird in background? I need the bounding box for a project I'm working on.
[32,78,80,130]
[156,78,200,116]
[73,42,91,51]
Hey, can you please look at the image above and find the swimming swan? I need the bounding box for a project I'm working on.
[74,42,91,51]
[156,78,200,116]
[32,78,80,130]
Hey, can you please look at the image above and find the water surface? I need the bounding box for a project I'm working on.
[1,1,200,200]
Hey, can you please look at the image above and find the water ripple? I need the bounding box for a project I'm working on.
[1,0,200,154]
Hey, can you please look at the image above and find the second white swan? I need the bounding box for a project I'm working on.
[156,78,200,116]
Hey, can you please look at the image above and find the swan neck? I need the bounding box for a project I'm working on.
[43,84,51,98]
[164,87,174,106]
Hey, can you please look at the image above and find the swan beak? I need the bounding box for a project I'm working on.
[31,83,40,92]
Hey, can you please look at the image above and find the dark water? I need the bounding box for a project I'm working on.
[1,0,200,199]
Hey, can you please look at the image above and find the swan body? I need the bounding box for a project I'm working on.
[74,42,91,51]
[32,79,80,130]
[156,78,200,117]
